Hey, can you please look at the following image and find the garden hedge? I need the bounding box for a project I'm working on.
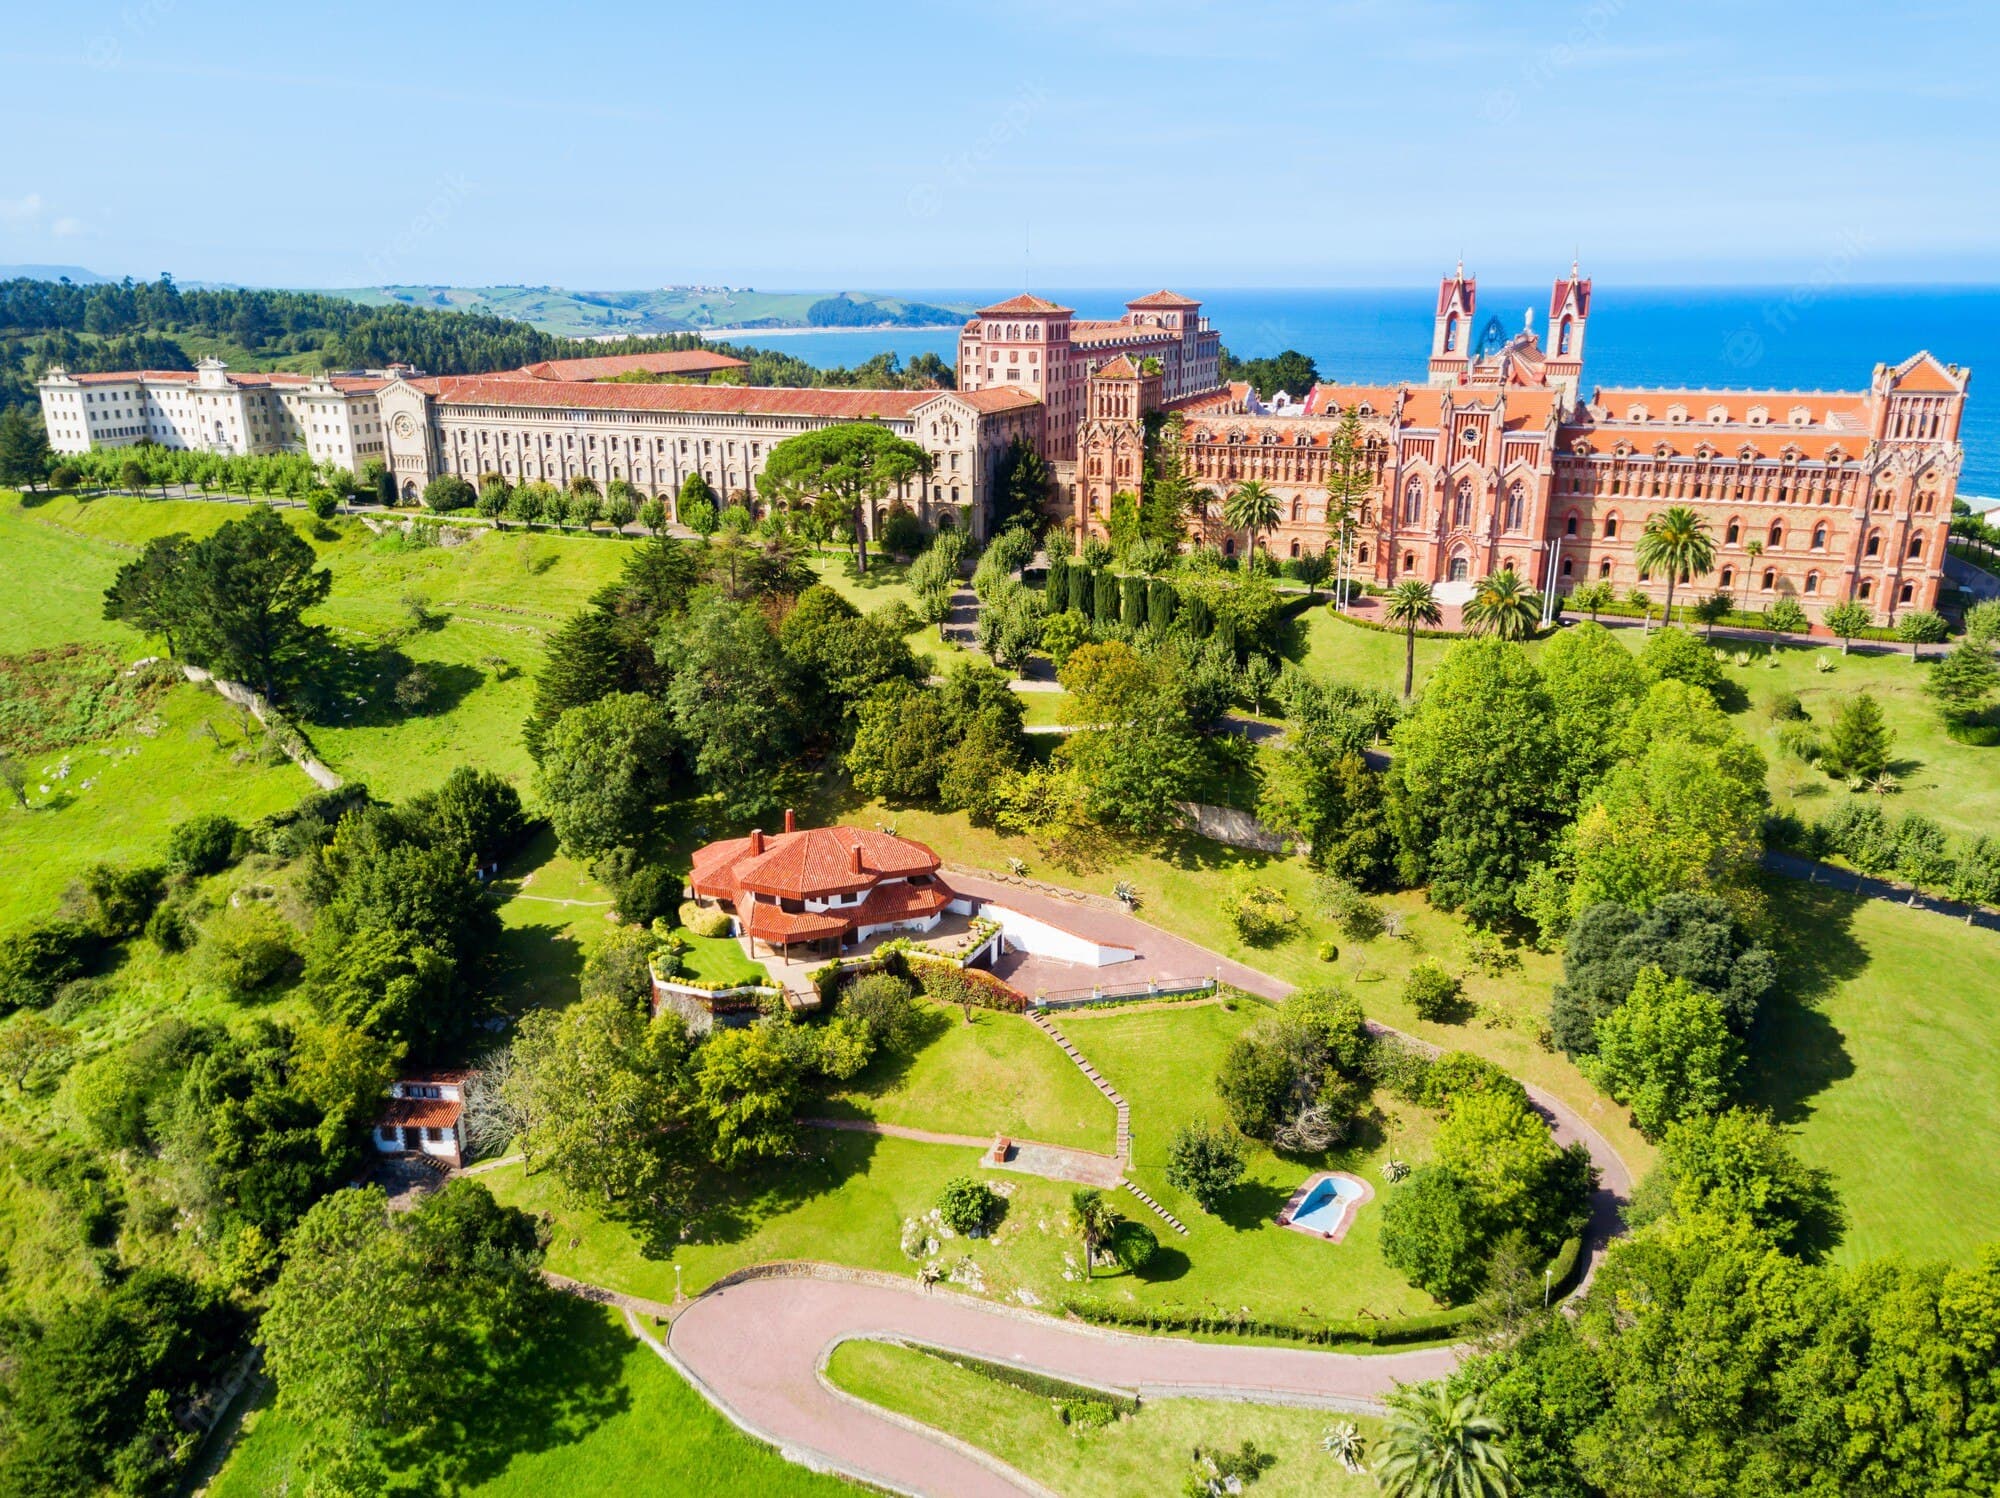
[903,1342,1140,1413]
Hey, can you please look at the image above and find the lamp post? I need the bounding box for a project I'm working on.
[674,1263,684,1306]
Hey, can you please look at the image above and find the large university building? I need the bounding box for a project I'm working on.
[957,291,1223,461]
[1072,266,1971,618]
[37,358,395,471]
[373,366,1041,539]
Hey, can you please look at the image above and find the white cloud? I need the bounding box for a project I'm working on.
[0,194,45,223]
[51,217,84,238]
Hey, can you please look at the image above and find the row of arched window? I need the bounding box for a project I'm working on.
[1397,477,1529,533]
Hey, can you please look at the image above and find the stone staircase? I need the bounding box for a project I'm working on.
[1120,1179,1189,1236]
[1029,1010,1130,1161]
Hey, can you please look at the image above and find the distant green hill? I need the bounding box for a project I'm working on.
[324,285,974,338]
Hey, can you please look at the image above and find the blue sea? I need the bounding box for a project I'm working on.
[709,286,1999,500]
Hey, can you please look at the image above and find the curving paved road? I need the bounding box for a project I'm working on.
[664,1272,1459,1497]
[644,877,1636,1496]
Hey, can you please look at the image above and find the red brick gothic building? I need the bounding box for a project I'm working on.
[1066,266,1970,619]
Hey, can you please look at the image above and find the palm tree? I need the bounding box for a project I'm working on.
[1068,1188,1117,1280]
[1632,505,1716,623]
[1384,579,1442,698]
[1373,1384,1516,1498]
[1223,480,1281,565]
[1462,569,1541,642]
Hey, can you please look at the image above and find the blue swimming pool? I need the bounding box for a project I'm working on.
[1287,1174,1365,1236]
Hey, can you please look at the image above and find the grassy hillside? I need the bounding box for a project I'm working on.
[330,286,975,337]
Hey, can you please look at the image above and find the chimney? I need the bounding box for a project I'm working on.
[749,828,764,854]
[783,808,796,834]
[851,845,865,875]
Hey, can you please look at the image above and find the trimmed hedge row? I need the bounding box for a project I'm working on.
[1059,1233,1583,1347]
[902,1342,1141,1413]
[906,954,1029,1013]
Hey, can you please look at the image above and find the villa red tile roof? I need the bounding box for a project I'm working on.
[1126,290,1202,308]
[432,376,942,421]
[378,1096,462,1129]
[515,350,749,382]
[688,823,953,949]
[949,388,1043,413]
[1092,355,1142,379]
[976,293,1074,317]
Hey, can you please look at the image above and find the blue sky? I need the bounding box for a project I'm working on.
[2,0,1994,289]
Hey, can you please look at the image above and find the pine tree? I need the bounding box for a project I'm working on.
[1823,691,1895,780]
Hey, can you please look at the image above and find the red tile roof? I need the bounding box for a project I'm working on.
[433,376,940,420]
[976,293,1074,317]
[378,1096,462,1129]
[944,387,1042,413]
[1126,290,1202,308]
[1092,355,1142,379]
[516,350,749,382]
[1887,351,1965,394]
[687,823,954,947]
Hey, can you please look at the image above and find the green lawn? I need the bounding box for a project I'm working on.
[1063,1001,1439,1322]
[209,1303,857,1497]
[822,1000,1119,1152]
[1746,880,2000,1265]
[0,683,304,931]
[1293,600,2000,843]
[485,1001,1443,1326]
[826,1338,1381,1497]
[806,551,963,670]
[1018,689,1078,728]
[676,932,770,988]
[828,798,1656,1178]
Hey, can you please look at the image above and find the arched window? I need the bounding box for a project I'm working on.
[1811,524,1827,551]
[1561,557,1574,576]
[1452,479,1472,527]
[1599,559,1612,579]
[1603,513,1620,539]
[1558,318,1573,355]
[1860,579,1874,600]
[1769,522,1783,547]
[1805,571,1820,594]
[1504,481,1524,532]
[1223,537,1236,557]
[1357,544,1370,565]
[1865,532,1881,557]
[1726,519,1740,544]
[1762,569,1776,591]
[1444,316,1459,353]
[1901,582,1915,604]
[1290,497,1302,522]
[1289,539,1301,558]
[1402,551,1416,575]
[1908,535,1924,560]
[1565,512,1578,536]
[1719,567,1733,589]
[1402,478,1424,526]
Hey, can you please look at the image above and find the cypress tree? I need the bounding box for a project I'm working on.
[1149,576,1176,630]
[1045,553,1070,613]
[1068,565,1090,614]
[1121,574,1147,627]
[1093,569,1118,624]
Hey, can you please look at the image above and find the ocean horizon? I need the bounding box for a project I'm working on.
[708,284,1997,499]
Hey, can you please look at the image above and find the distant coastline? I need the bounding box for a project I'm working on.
[695,323,965,340]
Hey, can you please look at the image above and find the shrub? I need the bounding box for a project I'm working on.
[879,505,926,556]
[1109,1218,1157,1272]
[393,665,439,712]
[592,848,682,926]
[1316,939,1339,962]
[167,812,240,876]
[1766,690,1807,723]
[197,906,296,996]
[1401,959,1462,1021]
[0,921,101,1011]
[1418,1050,1529,1112]
[678,901,734,939]
[1315,875,1386,942]
[1378,1164,1487,1302]
[1222,878,1299,946]
[1765,597,1810,634]
[145,900,197,954]
[936,1175,1001,1235]
[580,925,659,1008]
[1164,1119,1247,1212]
[841,973,921,1051]
[74,862,167,939]
[905,955,1028,1013]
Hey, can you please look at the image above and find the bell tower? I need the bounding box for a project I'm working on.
[1428,261,1476,385]
[1545,260,1592,406]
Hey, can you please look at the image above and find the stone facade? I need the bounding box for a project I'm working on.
[1074,266,1970,620]
[376,373,1041,540]
[37,358,393,472]
[957,290,1223,462]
